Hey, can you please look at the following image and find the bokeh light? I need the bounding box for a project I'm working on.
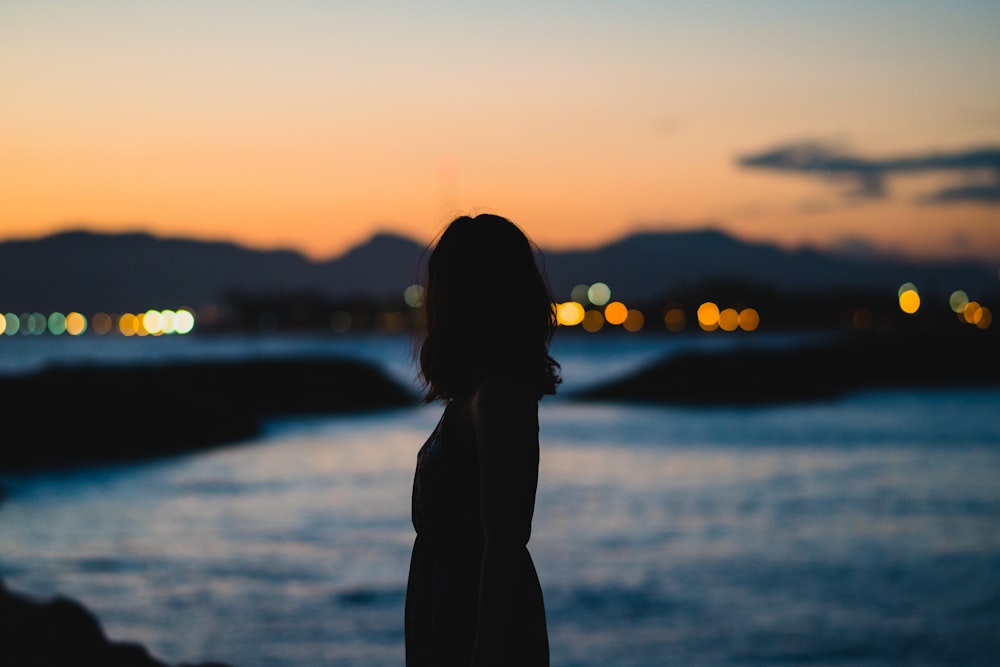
[663,307,686,332]
[557,301,585,326]
[718,308,739,332]
[623,309,644,332]
[697,302,720,331]
[47,312,67,335]
[174,309,195,334]
[92,312,113,335]
[66,312,87,335]
[975,306,992,329]
[604,301,627,326]
[587,282,611,306]
[898,283,920,314]
[738,308,760,332]
[582,309,604,332]
[570,284,590,304]
[404,284,424,308]
[949,290,969,313]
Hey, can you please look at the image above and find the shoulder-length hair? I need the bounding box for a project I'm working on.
[415,213,561,402]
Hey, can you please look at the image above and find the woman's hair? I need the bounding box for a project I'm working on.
[416,213,561,402]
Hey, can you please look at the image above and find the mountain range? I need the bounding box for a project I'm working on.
[0,227,995,315]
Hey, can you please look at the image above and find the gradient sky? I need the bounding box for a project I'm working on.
[2,0,999,262]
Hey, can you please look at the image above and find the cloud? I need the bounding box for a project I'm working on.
[737,141,1000,205]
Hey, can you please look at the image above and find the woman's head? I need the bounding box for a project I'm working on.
[417,213,560,401]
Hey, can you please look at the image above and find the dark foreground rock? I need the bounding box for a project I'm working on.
[0,356,420,473]
[0,577,233,667]
[573,326,1000,405]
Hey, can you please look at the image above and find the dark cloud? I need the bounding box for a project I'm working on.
[737,141,1000,205]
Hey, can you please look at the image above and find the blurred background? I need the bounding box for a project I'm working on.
[1,2,998,666]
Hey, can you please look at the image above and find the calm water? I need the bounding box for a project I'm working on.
[1,332,999,666]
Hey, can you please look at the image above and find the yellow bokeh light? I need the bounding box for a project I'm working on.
[144,310,164,335]
[557,301,585,326]
[976,306,992,329]
[604,301,628,325]
[697,302,720,331]
[66,312,87,335]
[898,282,917,298]
[0,313,5,335]
[738,308,760,332]
[582,309,604,332]
[663,307,685,332]
[623,309,644,332]
[718,308,739,331]
[898,289,920,314]
[963,301,982,324]
[119,313,137,336]
[159,310,176,334]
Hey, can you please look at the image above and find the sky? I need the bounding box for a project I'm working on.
[2,0,999,263]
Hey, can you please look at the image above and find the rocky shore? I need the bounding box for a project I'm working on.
[0,356,420,473]
[573,326,1000,405]
[0,577,233,667]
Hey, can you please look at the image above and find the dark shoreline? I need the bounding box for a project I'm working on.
[2,327,997,474]
[0,576,233,667]
[0,356,420,474]
[571,326,1000,405]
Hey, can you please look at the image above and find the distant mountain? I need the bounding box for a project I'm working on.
[0,227,995,314]
[540,228,997,302]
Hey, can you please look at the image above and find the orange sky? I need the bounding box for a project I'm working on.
[2,2,999,263]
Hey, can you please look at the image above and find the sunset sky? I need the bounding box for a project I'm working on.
[2,1,999,263]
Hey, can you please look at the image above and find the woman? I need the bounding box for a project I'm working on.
[405,213,560,666]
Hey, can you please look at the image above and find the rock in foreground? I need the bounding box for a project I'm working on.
[0,577,232,667]
[0,356,420,473]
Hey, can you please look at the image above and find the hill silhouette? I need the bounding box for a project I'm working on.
[0,227,994,315]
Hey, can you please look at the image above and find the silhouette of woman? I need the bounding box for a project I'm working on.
[405,213,560,666]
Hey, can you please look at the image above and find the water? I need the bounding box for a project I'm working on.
[1,332,999,666]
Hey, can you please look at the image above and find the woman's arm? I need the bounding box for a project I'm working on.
[471,375,540,666]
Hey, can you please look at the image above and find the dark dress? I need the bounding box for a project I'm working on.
[404,396,549,666]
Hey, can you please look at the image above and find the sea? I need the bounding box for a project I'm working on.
[1,330,998,667]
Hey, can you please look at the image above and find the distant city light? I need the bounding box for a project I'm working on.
[738,308,760,332]
[898,283,920,314]
[556,302,585,326]
[604,301,627,325]
[663,307,686,332]
[582,309,604,332]
[404,284,424,308]
[2,313,18,335]
[66,312,87,335]
[623,309,644,332]
[949,290,969,313]
[718,308,739,332]
[92,313,113,335]
[570,284,590,304]
[47,312,67,335]
[697,302,720,331]
[587,282,611,306]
